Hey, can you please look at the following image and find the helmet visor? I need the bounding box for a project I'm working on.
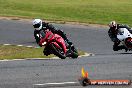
[33,23,40,28]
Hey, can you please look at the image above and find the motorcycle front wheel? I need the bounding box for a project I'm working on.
[51,44,66,59]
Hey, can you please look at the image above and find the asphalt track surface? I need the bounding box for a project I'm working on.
[0,19,132,88]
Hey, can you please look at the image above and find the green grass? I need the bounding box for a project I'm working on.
[0,45,85,60]
[0,0,132,26]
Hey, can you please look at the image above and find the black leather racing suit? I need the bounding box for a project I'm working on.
[108,24,132,51]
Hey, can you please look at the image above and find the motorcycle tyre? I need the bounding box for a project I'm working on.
[51,44,66,59]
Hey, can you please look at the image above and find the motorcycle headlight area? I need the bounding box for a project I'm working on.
[42,42,47,45]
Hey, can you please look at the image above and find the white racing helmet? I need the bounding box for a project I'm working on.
[32,19,42,30]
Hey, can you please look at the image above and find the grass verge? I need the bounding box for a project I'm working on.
[0,0,132,26]
[0,45,85,60]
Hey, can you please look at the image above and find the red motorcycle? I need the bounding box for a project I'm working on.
[39,30,78,59]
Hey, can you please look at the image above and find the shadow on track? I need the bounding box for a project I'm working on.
[120,53,132,54]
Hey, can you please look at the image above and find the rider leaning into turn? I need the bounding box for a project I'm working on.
[32,19,72,55]
[108,21,132,51]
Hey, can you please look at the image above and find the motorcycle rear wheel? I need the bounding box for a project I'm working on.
[69,45,78,59]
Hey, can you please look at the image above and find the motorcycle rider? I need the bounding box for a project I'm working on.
[108,21,132,51]
[32,19,73,55]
